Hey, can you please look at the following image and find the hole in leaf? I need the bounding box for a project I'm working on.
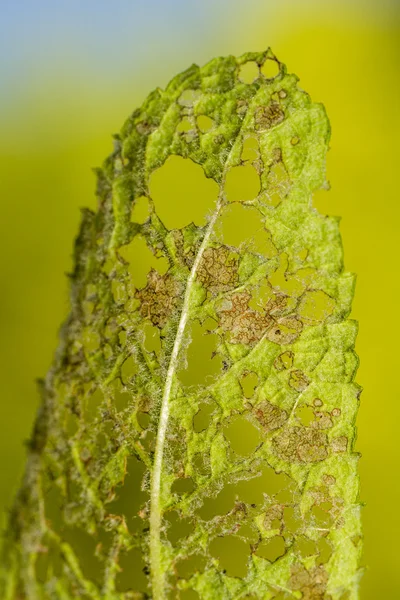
[179,320,223,387]
[239,522,259,544]
[108,456,147,529]
[83,387,103,424]
[179,590,199,600]
[193,452,211,476]
[119,235,168,290]
[256,536,286,562]
[165,511,194,545]
[311,503,334,527]
[111,379,131,412]
[237,467,295,505]
[316,536,333,565]
[142,429,156,453]
[298,290,335,324]
[62,527,103,585]
[196,115,214,132]
[178,89,201,106]
[131,195,150,224]
[263,162,290,207]
[198,485,236,520]
[209,536,249,578]
[150,155,218,230]
[238,61,259,84]
[219,203,274,256]
[117,547,148,593]
[176,554,207,578]
[283,507,302,535]
[274,351,294,371]
[137,411,150,429]
[261,58,280,79]
[296,405,315,427]
[143,322,161,353]
[193,402,215,433]
[172,477,195,496]
[224,416,261,456]
[120,355,138,385]
[248,280,274,312]
[296,536,317,557]
[177,118,192,132]
[43,485,64,533]
[241,136,259,161]
[225,164,260,203]
[35,541,63,583]
[240,372,259,399]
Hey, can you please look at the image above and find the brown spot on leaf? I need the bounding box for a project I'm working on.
[323,474,336,486]
[237,99,248,116]
[171,230,197,268]
[267,316,303,345]
[288,370,310,392]
[197,246,239,295]
[255,400,287,432]
[312,411,333,430]
[273,427,329,463]
[217,292,273,345]
[136,270,180,328]
[136,120,156,135]
[290,564,331,600]
[265,292,289,316]
[255,102,285,131]
[331,436,348,453]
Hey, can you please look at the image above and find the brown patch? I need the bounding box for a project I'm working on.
[136,270,180,328]
[197,246,239,295]
[171,230,196,268]
[237,99,248,116]
[255,102,285,131]
[331,436,348,453]
[136,120,156,135]
[323,474,336,486]
[265,292,289,316]
[273,427,328,463]
[290,564,331,600]
[288,370,310,392]
[312,411,333,430]
[217,292,273,345]
[255,400,288,432]
[267,317,303,345]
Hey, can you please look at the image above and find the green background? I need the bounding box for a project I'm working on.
[0,1,399,597]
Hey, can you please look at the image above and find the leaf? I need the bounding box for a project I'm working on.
[1,49,362,600]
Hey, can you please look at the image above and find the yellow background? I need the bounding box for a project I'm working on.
[0,1,399,596]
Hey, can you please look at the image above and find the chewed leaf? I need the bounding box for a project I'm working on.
[1,48,362,600]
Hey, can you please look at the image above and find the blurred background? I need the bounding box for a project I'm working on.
[0,0,399,596]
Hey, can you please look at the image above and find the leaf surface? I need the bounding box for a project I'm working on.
[1,49,362,600]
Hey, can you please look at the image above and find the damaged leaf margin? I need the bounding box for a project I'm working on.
[1,49,362,600]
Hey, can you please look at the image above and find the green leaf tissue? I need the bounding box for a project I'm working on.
[0,49,362,600]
